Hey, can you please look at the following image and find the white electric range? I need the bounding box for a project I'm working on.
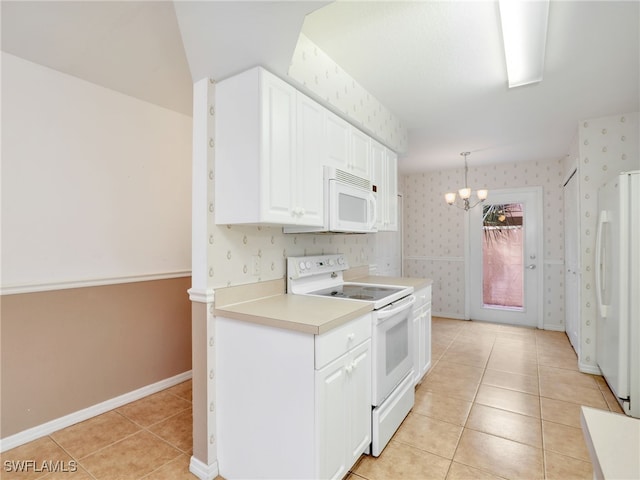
[287,254,416,456]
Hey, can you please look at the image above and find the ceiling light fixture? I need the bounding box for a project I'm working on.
[445,152,488,211]
[498,0,550,88]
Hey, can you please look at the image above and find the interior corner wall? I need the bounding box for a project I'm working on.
[287,33,408,153]
[1,53,193,438]
[402,157,566,328]
[576,112,639,370]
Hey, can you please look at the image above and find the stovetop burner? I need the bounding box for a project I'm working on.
[309,283,405,302]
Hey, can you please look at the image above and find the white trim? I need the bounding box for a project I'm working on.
[404,256,465,262]
[543,323,565,332]
[433,311,466,320]
[188,288,215,304]
[464,210,471,320]
[189,456,219,480]
[579,362,602,375]
[1,271,192,296]
[0,371,192,453]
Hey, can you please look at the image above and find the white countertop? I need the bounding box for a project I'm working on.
[215,293,372,335]
[213,274,431,335]
[580,406,640,480]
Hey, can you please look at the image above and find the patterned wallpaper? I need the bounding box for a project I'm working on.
[574,112,639,370]
[288,33,408,153]
[210,225,375,288]
[402,157,566,329]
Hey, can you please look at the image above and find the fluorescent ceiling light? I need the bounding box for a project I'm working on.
[499,0,550,88]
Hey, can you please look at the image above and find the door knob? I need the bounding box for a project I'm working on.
[526,264,536,270]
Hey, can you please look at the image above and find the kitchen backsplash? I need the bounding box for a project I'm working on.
[288,33,408,153]
[402,157,566,329]
[209,225,375,288]
[574,111,639,369]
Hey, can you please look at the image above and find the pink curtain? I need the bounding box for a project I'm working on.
[482,228,523,308]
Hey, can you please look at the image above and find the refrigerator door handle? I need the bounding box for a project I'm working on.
[595,210,609,318]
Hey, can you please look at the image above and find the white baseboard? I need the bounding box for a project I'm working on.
[0,370,192,453]
[579,362,601,375]
[543,323,565,332]
[433,311,466,320]
[190,456,219,480]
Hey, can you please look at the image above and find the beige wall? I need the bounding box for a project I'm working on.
[1,53,193,441]
[0,277,192,437]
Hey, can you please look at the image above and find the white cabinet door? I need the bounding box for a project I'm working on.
[316,338,371,480]
[326,112,350,171]
[350,128,371,180]
[316,354,348,480]
[346,340,372,467]
[325,111,372,181]
[413,286,432,384]
[412,307,421,385]
[420,303,432,379]
[262,73,296,223]
[296,94,325,226]
[371,140,386,230]
[370,140,398,232]
[386,150,398,231]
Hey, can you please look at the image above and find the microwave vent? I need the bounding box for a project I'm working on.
[334,168,371,190]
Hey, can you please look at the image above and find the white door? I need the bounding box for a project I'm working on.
[468,187,543,327]
[563,169,581,352]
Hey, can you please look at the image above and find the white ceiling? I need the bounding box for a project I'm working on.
[2,1,638,172]
[1,1,194,115]
[302,1,640,171]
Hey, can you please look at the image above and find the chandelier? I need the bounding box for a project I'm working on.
[444,152,488,211]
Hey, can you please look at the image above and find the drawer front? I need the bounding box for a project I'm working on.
[315,313,371,369]
[414,285,432,309]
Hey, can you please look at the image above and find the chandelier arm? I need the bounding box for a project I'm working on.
[469,198,486,209]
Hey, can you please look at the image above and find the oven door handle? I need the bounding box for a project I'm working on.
[376,295,415,322]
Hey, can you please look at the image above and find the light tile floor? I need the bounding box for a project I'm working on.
[350,317,624,480]
[2,317,624,480]
[1,381,199,480]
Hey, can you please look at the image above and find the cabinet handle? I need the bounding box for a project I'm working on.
[346,333,355,341]
[345,363,353,374]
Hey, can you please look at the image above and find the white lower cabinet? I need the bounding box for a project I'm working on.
[316,340,371,480]
[412,285,432,385]
[217,313,372,480]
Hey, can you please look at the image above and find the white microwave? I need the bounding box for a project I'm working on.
[284,166,377,234]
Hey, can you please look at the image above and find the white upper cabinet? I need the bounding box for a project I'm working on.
[326,112,350,171]
[371,139,398,231]
[296,93,325,226]
[325,110,371,181]
[350,128,371,180]
[215,67,323,227]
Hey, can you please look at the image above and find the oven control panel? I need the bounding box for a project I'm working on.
[287,254,349,279]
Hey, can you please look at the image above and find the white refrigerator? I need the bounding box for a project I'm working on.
[596,170,640,418]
